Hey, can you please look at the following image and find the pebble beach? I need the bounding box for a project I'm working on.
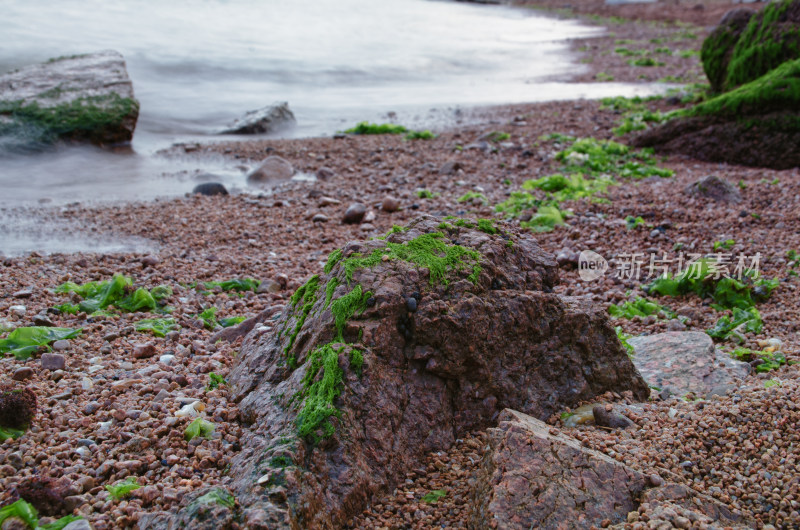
[2,1,799,529]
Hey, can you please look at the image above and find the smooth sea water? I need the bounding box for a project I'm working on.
[0,0,665,253]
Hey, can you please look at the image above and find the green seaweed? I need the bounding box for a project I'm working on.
[185,417,216,441]
[105,477,141,500]
[0,93,138,145]
[206,372,227,390]
[202,278,260,292]
[608,297,674,319]
[520,205,566,233]
[684,58,800,122]
[341,232,481,286]
[350,349,364,377]
[324,277,341,308]
[134,317,177,337]
[707,307,763,340]
[324,249,343,274]
[615,326,636,358]
[457,191,488,204]
[55,274,170,314]
[285,275,321,363]
[343,122,408,135]
[190,488,235,510]
[0,499,38,528]
[421,490,447,503]
[296,343,344,442]
[330,285,372,341]
[724,0,800,89]
[0,327,82,360]
[730,346,786,372]
[405,130,436,140]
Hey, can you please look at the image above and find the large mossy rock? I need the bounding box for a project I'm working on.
[144,216,648,529]
[702,0,800,92]
[701,8,756,93]
[633,57,800,169]
[0,51,139,151]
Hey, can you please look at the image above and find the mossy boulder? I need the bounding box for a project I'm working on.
[633,58,800,169]
[702,0,800,92]
[701,8,755,92]
[137,216,648,529]
[0,51,139,151]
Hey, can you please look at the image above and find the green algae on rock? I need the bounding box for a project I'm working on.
[212,215,647,529]
[0,51,140,149]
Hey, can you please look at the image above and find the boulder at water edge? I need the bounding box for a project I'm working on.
[0,50,139,150]
[220,101,296,135]
[141,215,648,529]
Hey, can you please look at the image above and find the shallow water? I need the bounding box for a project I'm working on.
[0,0,666,254]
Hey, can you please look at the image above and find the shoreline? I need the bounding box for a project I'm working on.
[4,1,800,529]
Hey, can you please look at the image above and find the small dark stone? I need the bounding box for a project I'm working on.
[366,297,376,307]
[161,459,169,466]
[192,182,229,196]
[406,297,417,312]
[410,204,420,210]
[411,291,421,301]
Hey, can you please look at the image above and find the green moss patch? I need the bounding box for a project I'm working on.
[285,275,321,364]
[296,343,345,442]
[341,232,481,286]
[0,93,138,144]
[683,58,800,122]
[724,0,800,89]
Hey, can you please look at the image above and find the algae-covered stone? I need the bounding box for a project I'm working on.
[141,215,649,529]
[701,8,755,92]
[702,0,800,92]
[0,50,139,151]
[634,58,800,169]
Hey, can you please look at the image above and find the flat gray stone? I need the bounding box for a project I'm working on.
[628,331,750,398]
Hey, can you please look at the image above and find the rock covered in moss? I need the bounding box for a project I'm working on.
[634,57,800,169]
[706,0,800,92]
[701,8,756,92]
[145,216,648,529]
[0,51,139,151]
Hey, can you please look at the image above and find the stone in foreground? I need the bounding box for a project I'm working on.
[628,331,750,398]
[142,215,648,528]
[473,409,747,530]
[0,51,139,150]
[470,409,648,529]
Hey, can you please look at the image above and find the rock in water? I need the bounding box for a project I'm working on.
[0,50,139,150]
[143,215,648,529]
[246,155,295,184]
[220,101,296,135]
[192,182,229,196]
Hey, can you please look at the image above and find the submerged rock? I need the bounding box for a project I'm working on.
[220,101,295,135]
[135,216,648,529]
[0,50,139,151]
